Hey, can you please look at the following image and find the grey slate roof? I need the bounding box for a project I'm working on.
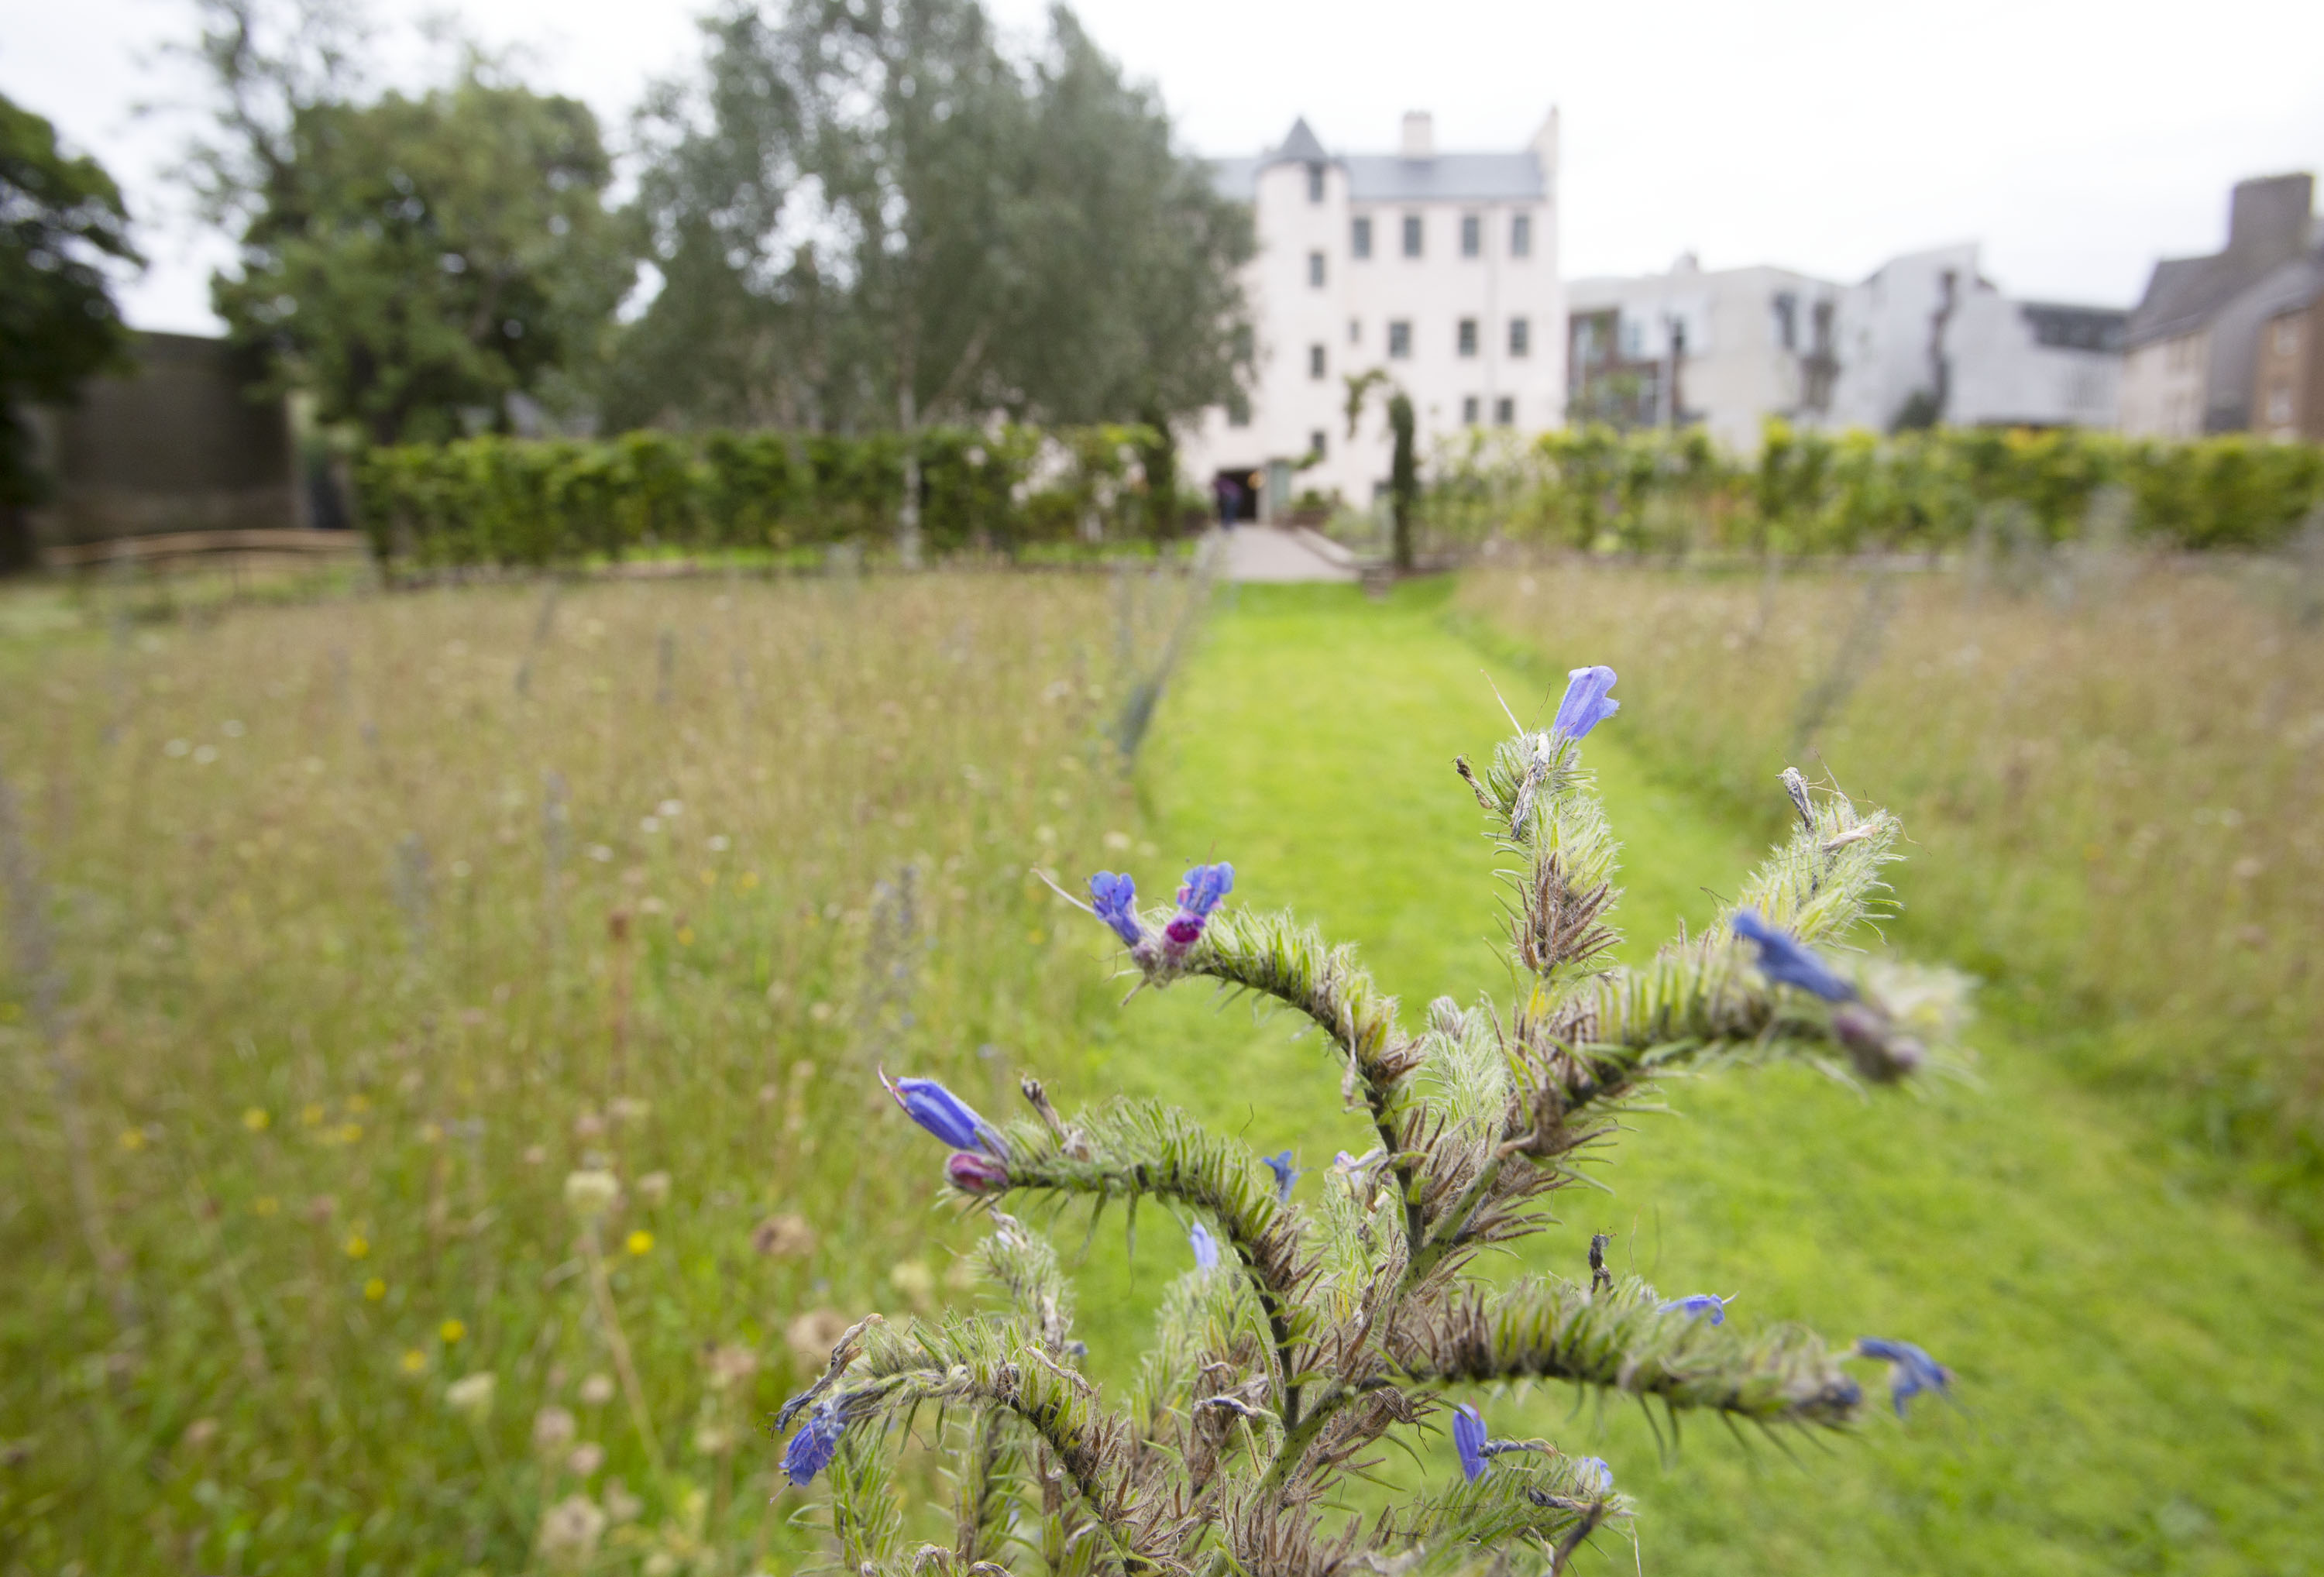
[1207,119,1545,204]
[2126,253,2276,348]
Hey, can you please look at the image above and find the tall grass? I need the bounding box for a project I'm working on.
[0,569,1193,1572]
[1459,552,2324,1237]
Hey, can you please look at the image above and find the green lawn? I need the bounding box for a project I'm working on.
[1040,579,2322,1575]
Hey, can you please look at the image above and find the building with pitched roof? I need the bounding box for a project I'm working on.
[2121,174,2320,437]
[1184,111,1563,521]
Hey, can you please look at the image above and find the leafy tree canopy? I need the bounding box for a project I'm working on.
[189,0,636,444]
[0,92,141,516]
[610,0,1253,440]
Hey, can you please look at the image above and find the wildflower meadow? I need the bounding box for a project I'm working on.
[4,558,2323,1576]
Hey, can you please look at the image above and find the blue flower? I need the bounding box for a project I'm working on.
[1452,1403,1489,1483]
[880,1071,989,1150]
[1087,871,1143,949]
[1573,1456,1614,1495]
[1164,862,1234,955]
[782,1397,846,1486]
[1732,909,1858,1002]
[1857,1338,1953,1417]
[1552,665,1621,739]
[1263,1150,1300,1201]
[1659,1294,1729,1325]
[1188,1222,1220,1272]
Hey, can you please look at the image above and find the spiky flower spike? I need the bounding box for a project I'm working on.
[777,676,1971,1575]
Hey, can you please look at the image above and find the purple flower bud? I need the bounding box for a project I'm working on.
[1262,1150,1299,1201]
[1659,1294,1729,1325]
[782,1397,845,1485]
[1573,1456,1614,1494]
[1552,665,1620,739]
[1162,862,1233,960]
[880,1070,989,1150]
[947,1151,1009,1194]
[1453,1403,1489,1482]
[1732,909,1858,1002]
[1857,1338,1953,1417]
[1087,871,1143,949]
[1188,1222,1219,1272]
[1832,1003,1924,1082]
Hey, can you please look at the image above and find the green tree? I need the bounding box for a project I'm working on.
[615,0,1253,548]
[188,0,634,443]
[0,94,140,570]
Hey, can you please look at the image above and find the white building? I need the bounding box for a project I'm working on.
[1566,256,1840,453]
[1184,112,1563,519]
[1827,244,2123,433]
[1567,245,2123,449]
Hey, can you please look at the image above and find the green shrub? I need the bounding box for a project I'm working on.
[354,424,1167,569]
[1449,421,2323,556]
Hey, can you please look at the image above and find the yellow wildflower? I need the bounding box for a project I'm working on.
[364,1277,386,1301]
[626,1230,654,1256]
[242,1107,270,1132]
[117,1128,146,1151]
[345,1233,370,1259]
[400,1349,427,1376]
[440,1318,466,1345]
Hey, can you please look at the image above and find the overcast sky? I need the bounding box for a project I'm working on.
[6,0,2322,334]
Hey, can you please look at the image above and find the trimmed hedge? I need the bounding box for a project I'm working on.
[354,423,1179,568]
[1422,421,2324,556]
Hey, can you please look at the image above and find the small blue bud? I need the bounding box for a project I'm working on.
[1162,862,1235,957]
[1188,1222,1219,1272]
[1732,909,1858,1002]
[1087,871,1143,949]
[1263,1150,1299,1201]
[880,1071,989,1150]
[1659,1294,1729,1325]
[1857,1337,1953,1417]
[782,1397,846,1486]
[1573,1455,1614,1494]
[1552,665,1620,739]
[1452,1403,1488,1483]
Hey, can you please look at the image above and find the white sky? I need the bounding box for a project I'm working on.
[5,0,2322,334]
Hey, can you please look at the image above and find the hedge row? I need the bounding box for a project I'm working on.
[1423,421,2324,555]
[353,424,1187,568]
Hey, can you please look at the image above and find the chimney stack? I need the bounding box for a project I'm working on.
[1401,112,1434,160]
[2226,173,2315,266]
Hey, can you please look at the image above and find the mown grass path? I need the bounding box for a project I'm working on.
[1056,580,2322,1576]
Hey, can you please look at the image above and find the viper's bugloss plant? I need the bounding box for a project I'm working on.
[778,675,1971,1575]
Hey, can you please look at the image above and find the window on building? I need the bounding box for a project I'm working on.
[1457,318,1478,357]
[1494,396,1515,427]
[1460,214,1480,257]
[1462,395,1480,425]
[1511,213,1532,258]
[1772,292,1798,351]
[2267,389,2294,425]
[1308,343,1326,380]
[1310,429,1327,459]
[1387,320,1411,359]
[1402,214,1422,258]
[1307,163,1325,203]
[1308,250,1325,288]
[1227,391,1250,428]
[1508,317,1530,357]
[1348,318,1360,345]
[1352,216,1372,259]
